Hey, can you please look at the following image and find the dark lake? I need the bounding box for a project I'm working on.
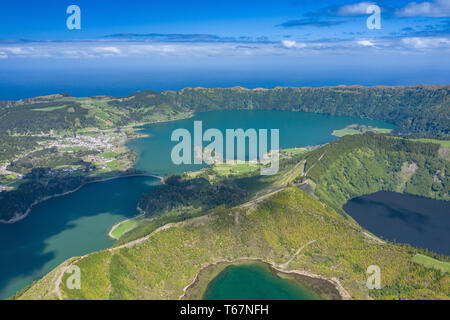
[343,191,450,255]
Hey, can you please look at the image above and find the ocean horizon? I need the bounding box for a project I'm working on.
[2,66,448,101]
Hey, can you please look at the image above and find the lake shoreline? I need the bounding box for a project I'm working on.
[0,173,163,225]
[0,111,192,226]
[180,258,350,300]
[107,213,144,240]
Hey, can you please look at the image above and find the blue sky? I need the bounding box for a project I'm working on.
[0,1,449,98]
[1,0,449,40]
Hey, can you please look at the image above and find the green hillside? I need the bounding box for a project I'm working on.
[1,85,449,137]
[163,85,450,138]
[412,254,450,274]
[304,135,449,214]
[0,94,191,135]
[0,135,42,163]
[14,187,449,300]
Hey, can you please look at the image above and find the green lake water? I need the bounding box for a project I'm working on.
[203,262,319,300]
[0,176,159,299]
[0,110,394,299]
[128,110,395,175]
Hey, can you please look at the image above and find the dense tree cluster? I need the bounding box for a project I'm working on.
[7,147,96,174]
[0,135,42,162]
[160,85,450,138]
[0,173,86,221]
[0,101,96,134]
[138,175,248,217]
[304,134,449,213]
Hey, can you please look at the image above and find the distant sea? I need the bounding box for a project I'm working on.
[1,66,448,100]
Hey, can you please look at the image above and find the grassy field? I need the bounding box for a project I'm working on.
[212,162,261,176]
[410,139,450,148]
[31,105,67,112]
[282,147,308,154]
[412,254,450,273]
[332,128,361,137]
[332,127,392,137]
[187,147,308,178]
[103,151,117,159]
[110,218,140,240]
[107,160,119,171]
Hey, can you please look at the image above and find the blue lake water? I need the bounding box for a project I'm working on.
[0,176,159,299]
[127,110,394,175]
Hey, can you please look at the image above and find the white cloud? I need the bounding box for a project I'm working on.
[0,36,448,60]
[281,40,297,48]
[4,47,27,54]
[337,2,375,16]
[93,46,121,55]
[357,40,375,46]
[396,0,450,17]
[401,37,450,48]
[281,40,307,49]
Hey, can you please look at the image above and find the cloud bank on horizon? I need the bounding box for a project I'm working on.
[0,0,448,59]
[1,34,448,61]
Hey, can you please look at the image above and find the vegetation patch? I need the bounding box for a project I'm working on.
[409,139,450,148]
[212,162,261,176]
[332,124,393,137]
[0,135,42,163]
[103,151,117,159]
[412,254,450,273]
[304,135,449,214]
[31,105,68,112]
[110,217,140,240]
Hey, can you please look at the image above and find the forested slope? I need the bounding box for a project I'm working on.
[1,85,448,137]
[161,85,450,137]
[0,135,42,163]
[304,134,449,213]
